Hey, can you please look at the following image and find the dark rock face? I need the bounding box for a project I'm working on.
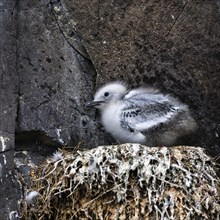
[0,1,21,219]
[0,0,220,217]
[16,1,97,148]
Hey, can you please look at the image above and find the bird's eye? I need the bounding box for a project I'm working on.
[104,92,109,97]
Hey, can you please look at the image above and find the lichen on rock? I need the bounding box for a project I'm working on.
[21,144,220,220]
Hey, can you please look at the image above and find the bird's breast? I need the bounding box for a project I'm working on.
[101,102,146,144]
[101,102,122,133]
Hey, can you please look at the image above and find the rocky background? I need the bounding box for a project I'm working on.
[0,0,220,219]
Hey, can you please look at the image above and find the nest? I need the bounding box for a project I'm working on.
[21,144,220,220]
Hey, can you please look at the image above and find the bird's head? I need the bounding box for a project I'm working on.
[86,81,127,110]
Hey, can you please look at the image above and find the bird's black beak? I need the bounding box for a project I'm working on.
[85,100,105,108]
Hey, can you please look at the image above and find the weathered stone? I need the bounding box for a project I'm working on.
[0,151,21,220]
[50,1,90,59]
[16,2,98,148]
[0,5,21,219]
[0,0,16,10]
[17,0,50,11]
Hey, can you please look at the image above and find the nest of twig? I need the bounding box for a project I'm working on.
[21,144,220,220]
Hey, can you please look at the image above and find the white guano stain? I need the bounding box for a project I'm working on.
[3,155,6,165]
[0,136,10,151]
[56,128,64,144]
[0,163,2,181]
[9,211,20,220]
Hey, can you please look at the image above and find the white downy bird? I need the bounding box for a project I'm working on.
[86,81,197,146]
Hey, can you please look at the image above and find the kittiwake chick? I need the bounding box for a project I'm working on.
[86,81,197,146]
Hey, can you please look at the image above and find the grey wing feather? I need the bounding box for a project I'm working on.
[120,94,178,132]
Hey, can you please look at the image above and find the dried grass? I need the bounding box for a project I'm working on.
[21,144,220,220]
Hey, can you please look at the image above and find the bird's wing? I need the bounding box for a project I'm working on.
[120,93,179,132]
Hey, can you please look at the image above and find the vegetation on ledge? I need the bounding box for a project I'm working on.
[21,144,220,220]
